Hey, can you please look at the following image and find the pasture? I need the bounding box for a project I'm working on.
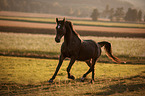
[0,12,145,95]
[0,32,145,63]
[0,56,145,95]
[0,32,145,95]
[0,12,145,38]
[0,15,145,29]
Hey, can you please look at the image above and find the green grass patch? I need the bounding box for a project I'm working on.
[0,56,145,95]
[0,15,145,28]
[0,56,144,84]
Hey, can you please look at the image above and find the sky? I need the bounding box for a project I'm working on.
[121,0,145,7]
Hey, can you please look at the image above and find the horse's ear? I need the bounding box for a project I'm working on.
[63,18,65,22]
[56,18,58,23]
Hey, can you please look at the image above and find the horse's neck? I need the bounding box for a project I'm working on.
[64,26,81,46]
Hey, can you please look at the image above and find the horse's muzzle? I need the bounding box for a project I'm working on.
[55,37,60,43]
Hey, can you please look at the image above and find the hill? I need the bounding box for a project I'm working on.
[0,0,135,17]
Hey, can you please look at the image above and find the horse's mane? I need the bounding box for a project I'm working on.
[66,21,79,36]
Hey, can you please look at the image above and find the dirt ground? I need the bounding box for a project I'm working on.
[0,20,145,34]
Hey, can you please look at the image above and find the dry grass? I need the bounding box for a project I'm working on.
[0,32,145,63]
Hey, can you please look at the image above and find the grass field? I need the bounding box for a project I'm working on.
[0,56,145,95]
[0,32,145,95]
[0,15,145,29]
[0,32,145,63]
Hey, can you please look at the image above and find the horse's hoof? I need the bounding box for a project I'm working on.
[80,77,85,82]
[48,79,53,83]
[121,61,126,64]
[68,75,75,80]
[90,80,94,84]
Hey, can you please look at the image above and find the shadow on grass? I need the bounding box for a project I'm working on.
[83,71,145,96]
[84,83,145,96]
[0,78,82,95]
[1,72,145,96]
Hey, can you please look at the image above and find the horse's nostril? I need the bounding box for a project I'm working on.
[55,37,60,43]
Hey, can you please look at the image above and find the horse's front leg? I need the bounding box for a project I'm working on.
[67,57,76,80]
[48,54,65,83]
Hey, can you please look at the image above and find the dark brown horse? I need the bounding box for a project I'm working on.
[48,18,122,83]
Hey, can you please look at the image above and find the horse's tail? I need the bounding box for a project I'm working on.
[98,41,121,64]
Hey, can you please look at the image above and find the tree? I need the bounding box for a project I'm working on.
[104,4,110,18]
[124,8,131,21]
[138,10,142,21]
[132,9,138,21]
[125,8,139,22]
[101,5,110,18]
[114,7,125,21]
[91,8,99,21]
[109,8,114,21]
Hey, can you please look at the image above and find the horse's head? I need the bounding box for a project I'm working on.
[55,18,66,43]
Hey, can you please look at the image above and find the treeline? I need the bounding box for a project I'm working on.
[0,0,51,13]
[0,0,88,17]
[124,8,142,22]
[0,0,144,22]
[91,5,144,22]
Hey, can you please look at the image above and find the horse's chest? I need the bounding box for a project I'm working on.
[65,49,73,57]
[62,44,80,57]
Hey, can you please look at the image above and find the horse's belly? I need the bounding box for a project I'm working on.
[77,56,92,61]
[77,51,101,61]
[77,48,95,61]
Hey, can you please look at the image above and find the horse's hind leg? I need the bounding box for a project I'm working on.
[81,59,96,83]
[81,60,92,82]
[90,59,97,83]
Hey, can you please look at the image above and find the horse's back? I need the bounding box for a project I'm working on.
[77,40,101,61]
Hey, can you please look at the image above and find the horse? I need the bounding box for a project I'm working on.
[48,18,122,83]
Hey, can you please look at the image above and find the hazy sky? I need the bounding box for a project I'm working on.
[121,0,145,6]
[122,0,145,11]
